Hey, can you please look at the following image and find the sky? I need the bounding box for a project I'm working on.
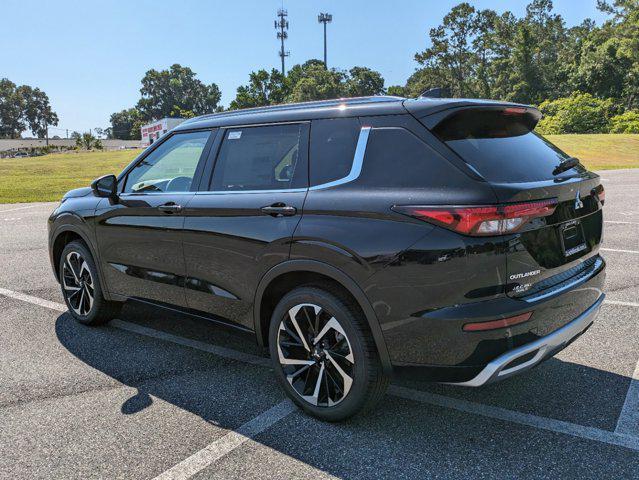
[1,0,609,137]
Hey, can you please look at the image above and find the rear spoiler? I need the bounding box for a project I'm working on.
[403,99,541,131]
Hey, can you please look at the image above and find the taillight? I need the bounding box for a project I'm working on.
[392,199,557,236]
[502,107,527,116]
[463,312,533,332]
[593,184,605,205]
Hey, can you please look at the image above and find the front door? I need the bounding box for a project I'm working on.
[95,129,214,307]
[183,122,309,328]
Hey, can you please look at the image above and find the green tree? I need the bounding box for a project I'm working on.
[386,85,408,97]
[609,110,639,133]
[109,108,142,140]
[75,132,103,150]
[344,67,385,97]
[574,0,639,108]
[136,64,221,120]
[0,79,25,138]
[286,60,346,102]
[17,86,59,138]
[414,3,480,98]
[229,69,289,110]
[536,92,619,134]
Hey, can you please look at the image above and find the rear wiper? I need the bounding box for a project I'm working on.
[553,157,581,175]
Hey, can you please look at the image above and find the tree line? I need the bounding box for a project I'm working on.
[2,0,637,140]
[0,79,58,139]
[109,60,385,140]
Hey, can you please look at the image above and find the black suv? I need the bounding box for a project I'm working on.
[48,96,606,421]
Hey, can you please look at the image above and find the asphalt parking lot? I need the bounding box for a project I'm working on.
[1,169,638,479]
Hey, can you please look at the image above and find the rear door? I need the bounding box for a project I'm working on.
[428,107,604,298]
[183,122,309,328]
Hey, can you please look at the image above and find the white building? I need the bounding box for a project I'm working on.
[140,118,185,146]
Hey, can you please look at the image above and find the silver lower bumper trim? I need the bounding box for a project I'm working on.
[452,293,605,387]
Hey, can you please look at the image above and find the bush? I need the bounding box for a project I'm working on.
[609,110,639,133]
[536,92,619,134]
[75,132,103,150]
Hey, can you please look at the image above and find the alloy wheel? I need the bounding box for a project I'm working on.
[276,303,355,407]
[62,251,94,316]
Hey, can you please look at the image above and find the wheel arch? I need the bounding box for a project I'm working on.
[50,225,111,300]
[254,259,392,373]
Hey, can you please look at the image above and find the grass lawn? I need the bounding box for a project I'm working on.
[0,134,637,204]
[0,149,139,204]
[547,134,639,171]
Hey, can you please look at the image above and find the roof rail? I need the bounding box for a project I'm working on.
[181,95,405,125]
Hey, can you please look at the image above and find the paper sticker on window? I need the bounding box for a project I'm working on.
[228,131,242,140]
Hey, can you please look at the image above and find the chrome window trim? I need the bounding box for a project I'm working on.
[119,192,196,197]
[309,126,371,191]
[194,188,308,196]
[185,125,372,196]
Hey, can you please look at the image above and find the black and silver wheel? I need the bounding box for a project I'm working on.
[268,285,389,421]
[277,303,354,407]
[59,240,121,326]
[62,251,95,316]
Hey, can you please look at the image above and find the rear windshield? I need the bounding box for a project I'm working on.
[433,109,583,183]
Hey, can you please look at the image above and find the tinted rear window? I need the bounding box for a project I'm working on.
[433,109,582,183]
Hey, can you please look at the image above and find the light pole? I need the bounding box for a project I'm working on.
[317,13,332,68]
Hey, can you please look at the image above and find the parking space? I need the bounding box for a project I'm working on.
[0,170,638,479]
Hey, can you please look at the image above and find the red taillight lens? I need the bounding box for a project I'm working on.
[392,199,557,236]
[502,107,527,116]
[463,312,533,332]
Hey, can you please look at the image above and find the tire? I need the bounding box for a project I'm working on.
[268,284,390,421]
[59,240,121,326]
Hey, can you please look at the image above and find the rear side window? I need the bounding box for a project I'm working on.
[433,109,582,183]
[310,117,361,186]
[211,123,307,191]
[357,127,456,188]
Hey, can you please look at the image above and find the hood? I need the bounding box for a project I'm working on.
[62,186,93,200]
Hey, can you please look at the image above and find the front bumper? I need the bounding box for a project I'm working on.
[449,293,605,387]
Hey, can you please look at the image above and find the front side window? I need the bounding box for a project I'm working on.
[123,130,211,193]
[211,124,305,191]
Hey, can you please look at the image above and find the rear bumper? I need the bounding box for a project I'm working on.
[450,293,604,386]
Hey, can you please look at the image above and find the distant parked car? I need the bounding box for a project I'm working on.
[48,96,606,421]
[13,152,29,158]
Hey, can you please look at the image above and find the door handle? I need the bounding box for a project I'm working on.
[260,203,297,217]
[158,203,183,214]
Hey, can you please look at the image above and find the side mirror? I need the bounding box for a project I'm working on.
[91,174,118,199]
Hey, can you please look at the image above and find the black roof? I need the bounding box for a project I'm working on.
[174,95,528,131]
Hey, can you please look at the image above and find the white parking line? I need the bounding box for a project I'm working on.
[389,386,639,451]
[605,300,639,308]
[605,220,639,225]
[601,248,639,254]
[616,359,639,438]
[111,319,270,368]
[1,287,638,454]
[0,204,43,213]
[153,400,296,480]
[0,287,66,312]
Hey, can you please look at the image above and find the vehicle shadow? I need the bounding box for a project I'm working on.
[55,302,637,479]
